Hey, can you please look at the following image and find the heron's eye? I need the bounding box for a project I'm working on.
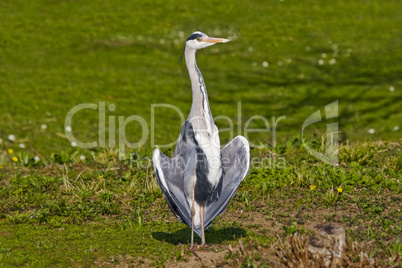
[196,37,201,41]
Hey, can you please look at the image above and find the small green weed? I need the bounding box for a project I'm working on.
[282,222,298,236]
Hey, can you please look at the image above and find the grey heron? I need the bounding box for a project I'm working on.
[152,31,250,249]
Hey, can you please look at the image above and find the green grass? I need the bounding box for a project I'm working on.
[0,0,401,266]
[0,0,401,157]
[0,141,401,266]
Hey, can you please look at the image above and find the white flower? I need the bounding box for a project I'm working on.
[321,53,327,58]
[71,141,77,147]
[318,59,325,65]
[389,86,395,92]
[41,124,47,130]
[19,143,25,148]
[159,39,165,44]
[262,61,269,68]
[65,126,72,132]
[328,58,336,65]
[80,155,86,160]
[34,156,40,162]
[393,126,399,131]
[8,135,16,141]
[368,128,375,134]
[286,58,292,63]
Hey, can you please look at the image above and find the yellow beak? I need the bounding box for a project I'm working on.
[202,37,230,43]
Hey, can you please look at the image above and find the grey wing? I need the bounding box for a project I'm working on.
[152,148,192,228]
[204,135,250,229]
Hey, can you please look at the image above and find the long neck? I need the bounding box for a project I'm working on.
[185,47,213,122]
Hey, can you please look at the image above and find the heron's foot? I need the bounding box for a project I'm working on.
[189,241,196,251]
[191,244,209,250]
[189,246,203,264]
[190,244,203,251]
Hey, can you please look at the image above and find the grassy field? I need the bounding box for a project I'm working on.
[0,0,401,266]
[0,0,401,156]
[0,142,400,266]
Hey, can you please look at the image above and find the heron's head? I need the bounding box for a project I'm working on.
[185,31,230,50]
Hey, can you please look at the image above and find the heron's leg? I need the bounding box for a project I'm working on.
[200,204,206,246]
[190,188,195,250]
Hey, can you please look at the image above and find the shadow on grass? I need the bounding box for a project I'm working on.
[152,226,246,245]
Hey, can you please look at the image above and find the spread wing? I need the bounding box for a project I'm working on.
[152,148,192,228]
[204,135,250,229]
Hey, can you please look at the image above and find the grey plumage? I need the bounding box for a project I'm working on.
[153,135,249,237]
[153,31,250,246]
